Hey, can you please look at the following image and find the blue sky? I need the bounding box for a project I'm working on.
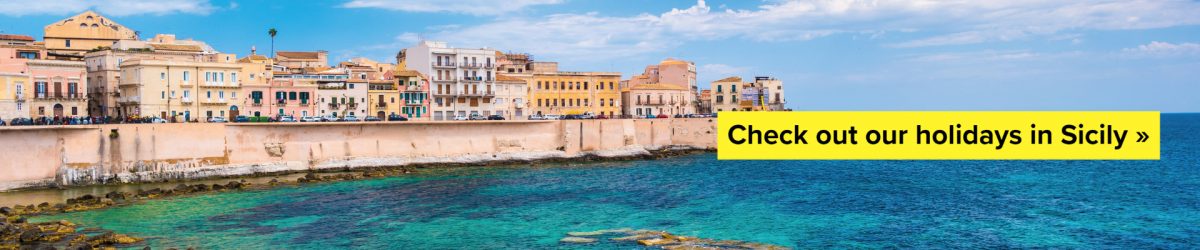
[0,0,1197,112]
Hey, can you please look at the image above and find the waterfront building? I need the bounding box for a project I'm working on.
[275,51,329,69]
[0,72,30,119]
[0,45,89,118]
[43,11,138,60]
[394,70,430,120]
[401,41,498,120]
[622,83,691,117]
[84,34,229,117]
[709,76,787,112]
[625,58,698,114]
[710,76,741,112]
[281,68,364,118]
[237,50,321,118]
[497,52,533,74]
[530,69,622,117]
[697,89,712,114]
[344,61,398,120]
[117,59,242,121]
[494,74,528,119]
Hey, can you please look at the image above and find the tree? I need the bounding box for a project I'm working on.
[268,28,277,58]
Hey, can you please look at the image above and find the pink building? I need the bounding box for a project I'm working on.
[395,70,430,120]
[0,46,88,118]
[240,78,318,118]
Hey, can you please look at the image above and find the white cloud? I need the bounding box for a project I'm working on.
[1123,41,1200,57]
[0,0,216,16]
[381,0,1200,62]
[700,64,749,76]
[342,0,562,15]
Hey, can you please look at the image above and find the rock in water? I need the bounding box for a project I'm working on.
[638,238,679,246]
[560,236,597,244]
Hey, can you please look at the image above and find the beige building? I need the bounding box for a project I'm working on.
[493,74,528,119]
[84,34,233,117]
[625,59,698,114]
[710,76,742,112]
[710,76,787,112]
[43,11,138,60]
[118,59,244,121]
[622,83,691,118]
[276,51,329,69]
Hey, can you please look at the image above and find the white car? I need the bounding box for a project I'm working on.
[543,114,562,120]
[151,118,168,123]
[278,116,298,122]
[528,114,544,120]
[300,116,321,122]
[452,114,468,121]
[341,115,361,122]
[578,112,596,119]
[207,117,227,123]
[320,115,339,122]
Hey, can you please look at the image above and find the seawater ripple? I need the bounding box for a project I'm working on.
[33,114,1200,249]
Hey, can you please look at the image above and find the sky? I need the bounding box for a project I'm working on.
[0,0,1197,112]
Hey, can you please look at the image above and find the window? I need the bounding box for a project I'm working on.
[161,72,166,80]
[161,91,166,99]
[232,73,238,84]
[205,72,211,82]
[65,39,72,48]
[219,91,225,99]
[289,92,297,100]
[183,71,190,81]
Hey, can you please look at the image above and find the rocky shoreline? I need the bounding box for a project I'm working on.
[2,148,712,249]
[561,228,791,249]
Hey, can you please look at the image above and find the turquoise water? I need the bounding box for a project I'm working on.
[33,114,1200,249]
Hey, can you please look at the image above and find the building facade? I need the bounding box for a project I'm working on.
[275,51,329,69]
[117,59,242,121]
[403,41,499,120]
[529,71,621,117]
[710,76,787,112]
[0,72,30,119]
[493,74,527,119]
[394,70,429,120]
[622,83,691,117]
[83,35,229,117]
[625,59,698,114]
[43,11,138,60]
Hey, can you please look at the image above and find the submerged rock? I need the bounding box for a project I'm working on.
[560,236,598,244]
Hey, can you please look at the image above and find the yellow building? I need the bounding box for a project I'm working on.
[0,73,30,119]
[529,71,621,117]
[43,11,138,60]
[118,59,244,121]
[710,76,742,112]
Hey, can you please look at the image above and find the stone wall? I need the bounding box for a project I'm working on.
[0,119,717,191]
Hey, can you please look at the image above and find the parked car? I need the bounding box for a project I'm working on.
[207,117,227,123]
[543,114,561,120]
[528,114,544,120]
[387,114,409,121]
[342,115,361,122]
[320,115,339,122]
[278,115,297,122]
[234,115,250,123]
[300,116,321,122]
[657,114,668,118]
[469,114,486,120]
[364,116,382,122]
[487,115,505,120]
[595,114,609,119]
[644,115,657,119]
[578,112,596,119]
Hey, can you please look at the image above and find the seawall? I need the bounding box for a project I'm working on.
[0,119,716,191]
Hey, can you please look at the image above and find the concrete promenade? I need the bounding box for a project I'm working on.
[0,119,716,191]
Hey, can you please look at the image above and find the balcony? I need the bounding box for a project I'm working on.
[201,82,238,89]
[328,103,340,109]
[460,76,483,82]
[181,97,193,103]
[201,98,228,105]
[432,62,456,68]
[376,102,387,108]
[299,101,310,106]
[461,63,481,68]
[460,90,495,97]
[117,96,140,104]
[251,100,263,106]
[14,93,24,101]
[433,78,455,83]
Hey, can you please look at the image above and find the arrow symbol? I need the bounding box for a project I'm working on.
[1136,131,1148,143]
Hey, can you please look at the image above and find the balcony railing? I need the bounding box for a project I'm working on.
[433,62,456,68]
[181,97,193,103]
[377,102,387,108]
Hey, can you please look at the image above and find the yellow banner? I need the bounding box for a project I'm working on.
[717,111,1159,160]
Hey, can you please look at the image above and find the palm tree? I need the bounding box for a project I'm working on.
[268,28,277,58]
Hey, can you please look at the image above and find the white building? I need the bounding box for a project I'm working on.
[403,41,499,120]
